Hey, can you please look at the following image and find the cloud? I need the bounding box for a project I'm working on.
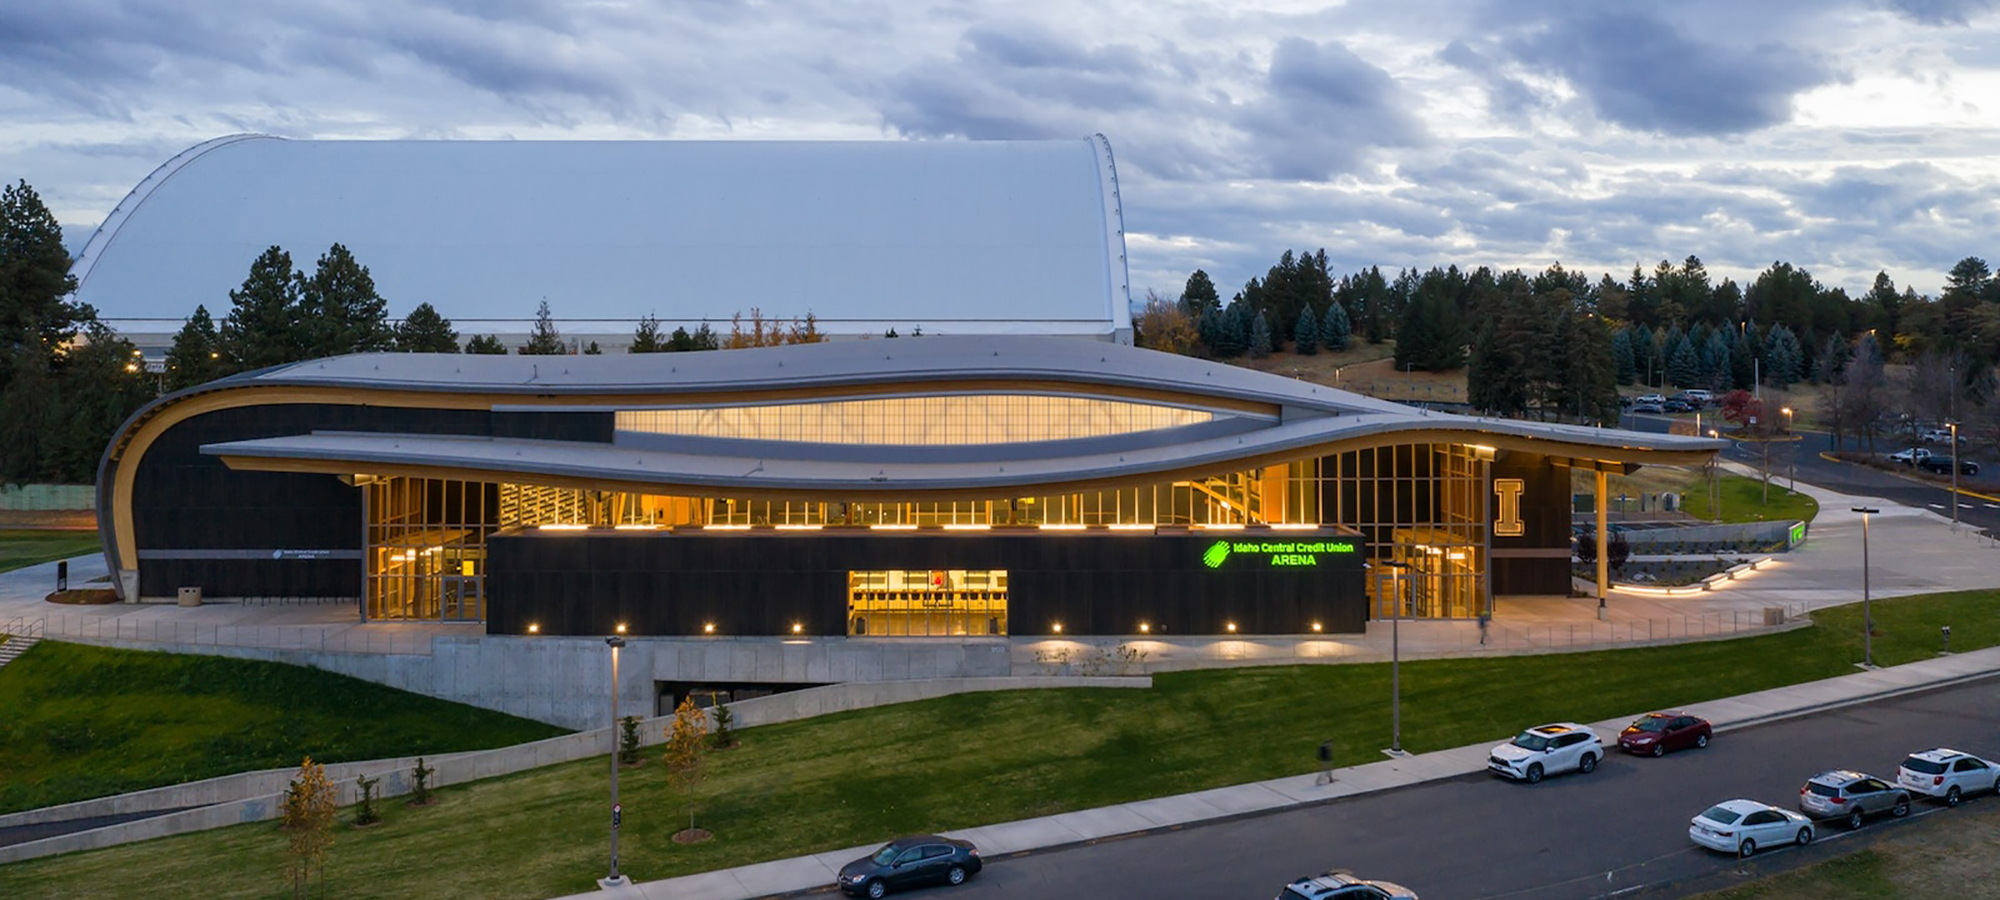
[1501,8,1840,136]
[1232,38,1426,181]
[1881,0,1999,25]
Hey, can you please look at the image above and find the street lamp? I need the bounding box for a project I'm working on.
[1781,408,1795,492]
[600,635,630,889]
[1851,508,1878,669]
[1708,430,1722,522]
[1950,422,1960,528]
[1379,559,1413,758]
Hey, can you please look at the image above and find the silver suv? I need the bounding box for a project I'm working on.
[1277,871,1418,900]
[1799,770,1911,829]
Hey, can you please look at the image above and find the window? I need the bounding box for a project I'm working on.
[848,570,1008,636]
[1955,759,1986,772]
[616,395,1216,445]
[1858,778,1889,793]
[895,848,924,865]
[1743,811,1780,825]
[922,846,952,860]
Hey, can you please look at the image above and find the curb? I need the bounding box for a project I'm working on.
[1815,451,2000,504]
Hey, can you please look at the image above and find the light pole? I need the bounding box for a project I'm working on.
[1380,560,1412,758]
[601,635,629,889]
[1782,407,1795,492]
[1708,429,1721,522]
[1852,507,1878,669]
[1950,422,1960,528]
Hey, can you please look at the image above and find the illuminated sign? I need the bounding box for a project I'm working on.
[1202,539,1357,569]
[1789,522,1806,546]
[1493,478,1525,537]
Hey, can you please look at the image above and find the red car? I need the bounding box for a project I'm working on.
[1618,712,1712,757]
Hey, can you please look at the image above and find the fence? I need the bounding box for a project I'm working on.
[32,613,446,656]
[1477,602,1812,654]
[0,484,94,511]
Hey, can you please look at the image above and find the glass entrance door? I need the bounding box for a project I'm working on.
[440,576,482,621]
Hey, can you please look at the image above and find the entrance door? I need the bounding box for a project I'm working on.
[439,576,482,621]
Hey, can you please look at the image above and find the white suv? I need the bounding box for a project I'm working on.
[1899,748,2000,807]
[1487,723,1603,783]
[1276,871,1418,900]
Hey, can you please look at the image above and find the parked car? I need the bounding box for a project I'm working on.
[1921,429,1962,445]
[1798,770,1911,830]
[1277,870,1419,900]
[1689,799,1814,857]
[1631,401,1666,414]
[1635,393,1666,405]
[838,836,982,898]
[1662,399,1694,413]
[1680,389,1715,406]
[1898,749,2000,807]
[1618,712,1712,757]
[1488,723,1603,783]
[1887,447,1932,465]
[1917,455,1980,476]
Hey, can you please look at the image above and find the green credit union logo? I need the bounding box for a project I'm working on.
[1202,540,1232,568]
[1203,539,1356,568]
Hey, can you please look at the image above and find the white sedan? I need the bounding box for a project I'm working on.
[1689,799,1814,857]
[1899,748,2000,807]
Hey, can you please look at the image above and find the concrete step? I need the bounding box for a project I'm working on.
[0,636,38,669]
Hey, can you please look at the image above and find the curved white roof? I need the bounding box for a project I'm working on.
[73,135,1133,340]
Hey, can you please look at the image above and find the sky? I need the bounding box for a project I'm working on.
[4,0,1999,311]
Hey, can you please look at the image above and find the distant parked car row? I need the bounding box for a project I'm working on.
[1691,748,1998,859]
[1887,446,1981,476]
[1624,390,1713,415]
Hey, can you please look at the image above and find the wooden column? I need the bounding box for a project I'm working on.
[1595,468,1609,600]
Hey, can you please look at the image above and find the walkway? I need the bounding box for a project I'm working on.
[561,644,2000,900]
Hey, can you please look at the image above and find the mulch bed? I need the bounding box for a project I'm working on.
[46,588,118,604]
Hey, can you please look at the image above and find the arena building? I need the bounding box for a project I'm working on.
[97,336,1721,644]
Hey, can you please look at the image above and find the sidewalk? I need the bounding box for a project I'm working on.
[564,644,2000,900]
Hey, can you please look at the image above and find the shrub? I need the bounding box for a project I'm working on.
[409,757,434,807]
[618,715,642,766]
[353,774,380,826]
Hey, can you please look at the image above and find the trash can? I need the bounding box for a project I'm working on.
[1762,607,1786,627]
[177,586,202,607]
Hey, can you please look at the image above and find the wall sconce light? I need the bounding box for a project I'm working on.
[1226,622,1237,633]
[703,623,715,634]
[527,623,540,634]
[1138,622,1151,634]
[614,623,627,634]
[791,622,803,634]
[1051,622,1063,634]
[1311,622,1323,633]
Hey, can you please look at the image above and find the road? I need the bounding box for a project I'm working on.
[1617,411,2000,538]
[908,678,2000,900]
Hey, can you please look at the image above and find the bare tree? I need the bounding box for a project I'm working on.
[1845,339,1890,453]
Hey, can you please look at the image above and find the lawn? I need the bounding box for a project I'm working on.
[5,588,1996,900]
[1682,473,1819,525]
[0,642,568,815]
[0,528,101,575]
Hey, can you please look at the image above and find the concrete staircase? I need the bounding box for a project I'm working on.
[0,616,42,670]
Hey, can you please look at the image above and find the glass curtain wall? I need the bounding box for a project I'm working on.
[1323,443,1488,620]
[847,569,1008,636]
[363,477,496,621]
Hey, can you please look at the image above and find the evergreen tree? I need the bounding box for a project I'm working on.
[1703,330,1730,392]
[1247,310,1273,358]
[1293,304,1320,355]
[1182,270,1221,319]
[299,243,392,357]
[165,305,225,390]
[1565,311,1619,424]
[1631,323,1656,387]
[1668,335,1702,387]
[1322,297,1351,351]
[1611,328,1636,385]
[218,246,305,372]
[1765,324,1803,387]
[1360,266,1390,344]
[1467,319,1528,417]
[48,320,154,481]
[520,300,565,355]
[583,341,602,355]
[1729,328,1756,390]
[393,302,459,353]
[464,334,507,354]
[630,314,668,353]
[1196,307,1221,353]
[1212,302,1248,357]
[690,323,720,351]
[0,180,84,393]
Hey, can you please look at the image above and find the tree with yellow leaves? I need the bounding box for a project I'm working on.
[280,756,338,899]
[662,695,710,841]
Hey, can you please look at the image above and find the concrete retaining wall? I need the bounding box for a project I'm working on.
[1618,520,1801,549]
[0,675,1146,864]
[0,484,94,511]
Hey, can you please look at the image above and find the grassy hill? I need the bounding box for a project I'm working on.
[0,641,567,814]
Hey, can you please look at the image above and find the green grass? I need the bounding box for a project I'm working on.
[5,588,1996,900]
[1699,849,1900,899]
[0,528,101,574]
[0,642,568,815]
[1681,473,1820,525]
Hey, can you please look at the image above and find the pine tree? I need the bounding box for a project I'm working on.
[629,315,667,353]
[1247,310,1273,358]
[165,305,225,390]
[1611,328,1636,385]
[0,180,85,391]
[1213,302,1248,357]
[464,334,507,354]
[1765,324,1803,387]
[393,302,459,353]
[299,243,392,357]
[219,246,305,372]
[1293,304,1320,355]
[1196,307,1221,353]
[690,323,720,351]
[1322,299,1350,352]
[520,300,565,355]
[1182,269,1221,319]
[1566,312,1619,423]
[1669,335,1703,388]
[582,341,602,355]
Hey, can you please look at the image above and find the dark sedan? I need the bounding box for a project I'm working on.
[838,835,982,898]
[1917,456,1981,476]
[1618,712,1712,757]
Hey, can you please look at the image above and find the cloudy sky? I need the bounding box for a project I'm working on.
[5,0,1999,306]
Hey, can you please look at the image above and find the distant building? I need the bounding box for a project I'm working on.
[72,135,1136,353]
